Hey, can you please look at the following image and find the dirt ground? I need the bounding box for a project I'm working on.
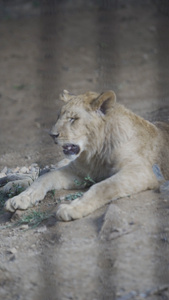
[1,1,169,299]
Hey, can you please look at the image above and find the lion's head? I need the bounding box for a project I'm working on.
[50,90,116,159]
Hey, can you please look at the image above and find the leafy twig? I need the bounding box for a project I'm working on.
[74,175,96,188]
[14,210,52,229]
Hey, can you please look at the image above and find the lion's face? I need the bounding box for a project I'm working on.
[50,90,116,158]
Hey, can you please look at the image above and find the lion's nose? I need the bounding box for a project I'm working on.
[49,132,59,139]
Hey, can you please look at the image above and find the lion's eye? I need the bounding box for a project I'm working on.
[68,117,76,124]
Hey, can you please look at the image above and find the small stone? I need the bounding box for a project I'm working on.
[7,247,17,254]
[19,224,29,230]
[20,167,29,173]
[30,163,38,168]
[1,167,8,174]
[35,226,47,233]
[6,168,12,174]
[50,164,56,169]
[59,196,66,201]
[13,167,20,173]
[0,173,6,178]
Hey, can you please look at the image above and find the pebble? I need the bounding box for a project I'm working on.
[20,167,29,173]
[1,167,8,174]
[10,248,17,254]
[13,167,20,173]
[0,173,6,178]
[19,224,29,230]
[7,247,17,254]
[59,196,66,201]
[35,226,47,233]
[29,163,38,168]
[6,169,12,174]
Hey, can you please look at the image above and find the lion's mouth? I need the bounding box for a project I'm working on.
[62,144,80,156]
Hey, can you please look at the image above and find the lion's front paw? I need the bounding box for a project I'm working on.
[56,201,83,221]
[5,194,33,212]
[4,188,44,212]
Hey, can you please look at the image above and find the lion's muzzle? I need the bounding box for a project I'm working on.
[63,144,80,155]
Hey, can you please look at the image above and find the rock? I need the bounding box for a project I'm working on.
[7,247,17,255]
[19,224,29,230]
[35,226,47,233]
[20,167,29,173]
[13,167,20,173]
[100,204,129,240]
[6,169,12,174]
[160,181,169,195]
[1,167,8,174]
[0,173,6,179]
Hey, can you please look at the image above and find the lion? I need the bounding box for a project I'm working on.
[4,90,169,221]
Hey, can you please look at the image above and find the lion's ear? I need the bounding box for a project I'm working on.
[91,90,116,114]
[60,90,74,102]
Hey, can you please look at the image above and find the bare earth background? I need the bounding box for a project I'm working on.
[0,1,169,299]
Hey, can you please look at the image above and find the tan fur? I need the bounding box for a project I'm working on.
[5,91,169,221]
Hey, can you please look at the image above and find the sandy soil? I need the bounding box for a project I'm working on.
[0,1,169,299]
